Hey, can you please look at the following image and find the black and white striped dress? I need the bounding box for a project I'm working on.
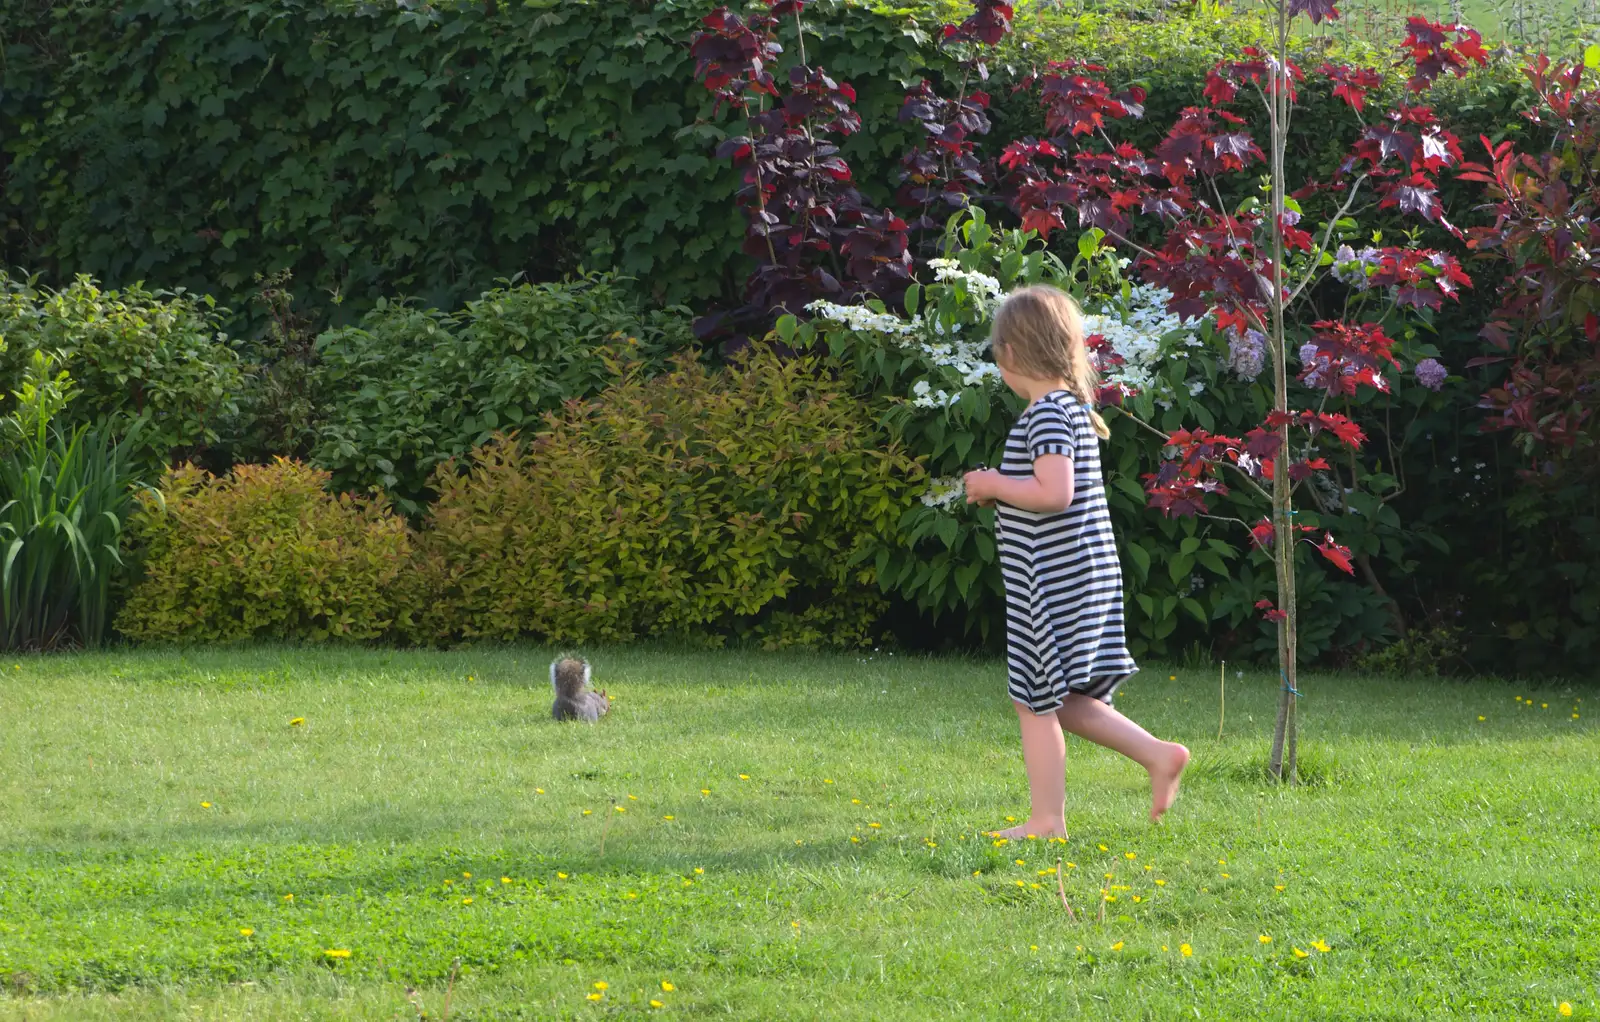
[996,390,1138,714]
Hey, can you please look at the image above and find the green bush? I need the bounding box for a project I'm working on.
[406,345,923,648]
[117,459,415,644]
[0,271,244,472]
[308,273,695,513]
[0,352,144,651]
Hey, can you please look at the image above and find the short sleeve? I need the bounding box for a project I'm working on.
[1025,398,1077,461]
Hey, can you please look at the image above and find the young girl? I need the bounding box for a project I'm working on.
[963,285,1190,838]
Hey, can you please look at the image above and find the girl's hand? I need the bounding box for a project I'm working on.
[964,468,1001,508]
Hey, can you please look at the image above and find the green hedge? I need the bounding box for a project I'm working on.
[0,0,934,324]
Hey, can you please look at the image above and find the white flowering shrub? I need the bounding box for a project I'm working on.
[779,209,1436,661]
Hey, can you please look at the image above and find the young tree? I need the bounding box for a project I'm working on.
[1001,6,1483,780]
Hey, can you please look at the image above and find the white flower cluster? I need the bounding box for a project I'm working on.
[926,259,1003,301]
[807,300,917,335]
[1082,283,1202,401]
[920,476,966,510]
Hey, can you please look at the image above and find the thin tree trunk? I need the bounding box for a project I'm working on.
[1267,0,1299,785]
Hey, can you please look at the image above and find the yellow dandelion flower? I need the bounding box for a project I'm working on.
[282,894,293,902]
[850,836,861,844]
[324,949,351,959]
[1030,944,1038,951]
[664,815,675,820]
[739,774,749,780]
[536,788,545,794]
[1005,816,1017,822]
[1543,703,1549,709]
[973,870,982,876]
[1144,864,1153,871]
[444,879,453,886]
[1015,858,1026,866]
[587,993,603,1002]
[701,788,711,795]
[1575,713,1581,720]
[1132,895,1143,903]
[593,981,609,991]
[1478,716,1486,721]
[462,897,473,904]
[1015,880,1026,888]
[1181,943,1193,957]
[824,778,833,784]
[239,928,254,937]
[1161,945,1168,951]
[1105,895,1117,902]
[501,877,512,884]
[201,801,212,808]
[1111,941,1124,951]
[1169,674,1176,680]
[650,1000,664,1009]
[557,872,568,879]
[791,920,800,928]
[1125,852,1136,860]
[869,822,882,829]
[661,981,675,992]
[614,806,626,813]
[1311,939,1331,953]
[1559,1003,1572,1017]
[1258,934,1272,944]
[1217,858,1227,865]
[582,809,593,816]
[289,717,305,727]
[1104,873,1114,880]
[1030,883,1042,889]
[1275,885,1286,891]
[1155,878,1166,886]
[463,872,471,879]
[694,868,704,875]
[1221,873,1231,879]
[1098,844,1109,851]
[625,892,637,900]
[1076,944,1085,952]
[1065,862,1076,869]
[1293,947,1309,959]
[852,799,862,805]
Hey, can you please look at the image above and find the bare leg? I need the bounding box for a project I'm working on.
[1055,693,1190,821]
[990,701,1069,840]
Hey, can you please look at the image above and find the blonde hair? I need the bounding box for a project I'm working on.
[990,285,1110,439]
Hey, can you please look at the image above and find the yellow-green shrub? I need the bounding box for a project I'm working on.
[117,459,414,643]
[408,346,923,648]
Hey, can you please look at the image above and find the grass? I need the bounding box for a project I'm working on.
[0,645,1594,1020]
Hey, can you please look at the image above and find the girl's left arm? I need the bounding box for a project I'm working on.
[965,456,1074,513]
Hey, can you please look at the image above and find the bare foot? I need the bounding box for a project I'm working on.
[1148,742,1190,821]
[988,819,1068,840]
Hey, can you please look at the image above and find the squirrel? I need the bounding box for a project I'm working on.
[550,656,610,722]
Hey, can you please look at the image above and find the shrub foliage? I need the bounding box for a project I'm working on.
[408,346,923,648]
[308,273,694,513]
[118,460,415,643]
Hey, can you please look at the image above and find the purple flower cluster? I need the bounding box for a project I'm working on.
[1414,357,1448,391]
[1228,328,1267,381]
[1299,340,1328,389]
[1331,245,1382,290]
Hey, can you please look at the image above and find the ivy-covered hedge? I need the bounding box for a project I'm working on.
[0,0,934,324]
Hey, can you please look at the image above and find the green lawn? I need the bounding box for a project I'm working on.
[0,646,1594,1020]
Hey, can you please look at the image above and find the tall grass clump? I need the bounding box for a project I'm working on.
[0,350,142,650]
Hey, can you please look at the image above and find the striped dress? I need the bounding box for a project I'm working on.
[996,390,1138,714]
